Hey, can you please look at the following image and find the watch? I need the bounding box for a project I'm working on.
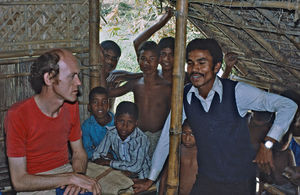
[263,140,274,149]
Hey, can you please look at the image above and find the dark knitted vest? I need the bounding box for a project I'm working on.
[183,78,256,183]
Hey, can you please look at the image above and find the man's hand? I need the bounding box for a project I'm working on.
[283,166,300,186]
[67,173,101,195]
[132,178,153,194]
[253,143,275,175]
[224,52,237,69]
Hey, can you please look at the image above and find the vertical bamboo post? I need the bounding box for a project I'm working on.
[166,0,188,194]
[89,0,104,89]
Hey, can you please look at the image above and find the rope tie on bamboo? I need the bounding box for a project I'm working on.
[169,128,182,135]
[166,184,178,189]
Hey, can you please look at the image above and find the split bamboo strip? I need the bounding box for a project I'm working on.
[166,0,188,194]
[0,47,89,59]
[0,1,85,5]
[188,0,298,11]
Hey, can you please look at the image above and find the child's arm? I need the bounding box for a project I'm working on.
[110,136,150,173]
[81,123,94,160]
[92,133,111,162]
[133,8,173,56]
[107,80,134,98]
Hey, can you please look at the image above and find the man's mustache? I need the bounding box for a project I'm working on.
[189,72,204,78]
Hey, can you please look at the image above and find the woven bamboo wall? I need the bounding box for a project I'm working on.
[0,0,92,189]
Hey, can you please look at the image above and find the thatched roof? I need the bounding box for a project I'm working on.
[170,0,300,92]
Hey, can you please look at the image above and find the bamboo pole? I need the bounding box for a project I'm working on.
[89,0,102,89]
[166,0,188,194]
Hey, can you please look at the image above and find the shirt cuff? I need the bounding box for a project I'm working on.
[267,124,286,142]
[148,168,160,181]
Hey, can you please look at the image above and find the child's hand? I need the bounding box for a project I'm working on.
[93,158,111,166]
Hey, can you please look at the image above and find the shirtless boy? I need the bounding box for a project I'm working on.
[159,120,198,195]
[108,41,171,158]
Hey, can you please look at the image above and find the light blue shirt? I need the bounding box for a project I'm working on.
[148,77,297,181]
[81,113,114,159]
[93,126,151,179]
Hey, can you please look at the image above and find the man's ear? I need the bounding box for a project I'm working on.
[43,72,53,86]
[214,62,222,74]
[88,104,91,112]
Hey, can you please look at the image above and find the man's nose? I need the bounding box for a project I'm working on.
[75,74,81,86]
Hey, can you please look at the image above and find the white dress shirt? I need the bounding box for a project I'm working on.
[148,76,297,181]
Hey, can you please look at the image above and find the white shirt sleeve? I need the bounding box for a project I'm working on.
[235,82,298,141]
[148,109,187,181]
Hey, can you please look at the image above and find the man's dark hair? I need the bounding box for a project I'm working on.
[89,86,108,102]
[186,38,223,66]
[137,41,159,59]
[158,37,174,55]
[115,101,139,120]
[101,40,121,58]
[29,49,62,94]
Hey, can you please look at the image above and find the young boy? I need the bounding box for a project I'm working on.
[159,120,198,195]
[92,101,151,179]
[108,41,172,158]
[81,86,114,160]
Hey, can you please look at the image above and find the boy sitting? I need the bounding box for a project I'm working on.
[92,101,151,179]
[159,120,198,195]
[81,86,114,160]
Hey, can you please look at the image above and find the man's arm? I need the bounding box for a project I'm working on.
[8,157,101,194]
[70,139,88,173]
[236,82,298,174]
[133,8,173,55]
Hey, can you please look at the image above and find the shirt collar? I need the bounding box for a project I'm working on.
[186,76,223,104]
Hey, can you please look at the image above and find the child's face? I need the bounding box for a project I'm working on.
[88,94,109,120]
[103,49,119,74]
[115,113,138,141]
[182,125,196,148]
[138,50,158,75]
[159,47,174,72]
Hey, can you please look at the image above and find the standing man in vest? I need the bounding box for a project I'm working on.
[133,38,297,194]
[5,49,101,195]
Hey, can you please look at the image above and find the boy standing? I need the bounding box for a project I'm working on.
[92,101,151,179]
[159,120,198,195]
[108,41,171,158]
[81,87,114,160]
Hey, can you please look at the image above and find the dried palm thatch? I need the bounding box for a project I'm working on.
[169,0,300,92]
